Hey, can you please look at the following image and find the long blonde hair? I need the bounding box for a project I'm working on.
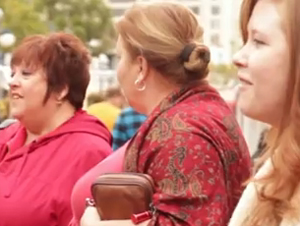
[115,3,210,85]
[240,0,300,225]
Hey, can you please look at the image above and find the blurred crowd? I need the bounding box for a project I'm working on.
[86,87,147,150]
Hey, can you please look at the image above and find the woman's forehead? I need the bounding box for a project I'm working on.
[248,0,284,36]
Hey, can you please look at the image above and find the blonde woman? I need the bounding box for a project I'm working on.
[229,0,300,225]
[77,3,251,226]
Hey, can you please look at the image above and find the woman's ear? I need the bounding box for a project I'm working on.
[136,56,150,81]
[56,86,69,102]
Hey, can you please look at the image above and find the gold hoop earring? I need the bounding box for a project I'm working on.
[134,78,146,91]
[56,98,63,106]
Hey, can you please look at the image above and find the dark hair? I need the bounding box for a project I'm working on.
[87,92,105,106]
[11,32,91,110]
[105,87,122,99]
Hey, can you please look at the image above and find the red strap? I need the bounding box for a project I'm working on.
[131,211,152,225]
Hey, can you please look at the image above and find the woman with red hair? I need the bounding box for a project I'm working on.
[0,33,112,226]
[229,0,300,225]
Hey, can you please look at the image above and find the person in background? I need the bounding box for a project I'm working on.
[105,87,126,109]
[0,90,9,122]
[0,33,112,226]
[112,107,146,150]
[228,0,300,225]
[87,87,124,131]
[79,3,251,225]
[86,92,105,107]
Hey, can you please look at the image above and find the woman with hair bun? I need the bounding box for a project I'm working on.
[79,2,251,226]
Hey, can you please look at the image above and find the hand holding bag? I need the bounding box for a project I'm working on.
[91,172,155,224]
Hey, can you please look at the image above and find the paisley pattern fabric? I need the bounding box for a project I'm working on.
[124,83,251,225]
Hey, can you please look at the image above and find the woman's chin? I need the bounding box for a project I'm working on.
[10,111,23,120]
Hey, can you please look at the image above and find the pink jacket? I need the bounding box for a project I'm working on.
[0,110,112,226]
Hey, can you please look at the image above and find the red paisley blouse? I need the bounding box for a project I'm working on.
[124,83,251,226]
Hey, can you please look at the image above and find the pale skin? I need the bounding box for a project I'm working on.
[233,0,289,126]
[115,35,178,115]
[9,65,75,144]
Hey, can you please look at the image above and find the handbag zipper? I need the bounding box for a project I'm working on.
[101,172,155,188]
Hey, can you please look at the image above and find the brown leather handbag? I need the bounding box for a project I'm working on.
[91,173,155,223]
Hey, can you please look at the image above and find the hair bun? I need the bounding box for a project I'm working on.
[182,44,210,73]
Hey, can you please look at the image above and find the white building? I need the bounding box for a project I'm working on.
[201,0,243,64]
[104,0,243,65]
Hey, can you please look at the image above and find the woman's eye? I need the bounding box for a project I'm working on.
[22,71,32,76]
[253,38,265,47]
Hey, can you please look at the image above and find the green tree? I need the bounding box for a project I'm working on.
[34,0,115,55]
[209,64,238,85]
[0,0,49,52]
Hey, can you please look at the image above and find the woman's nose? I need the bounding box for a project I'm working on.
[9,73,20,88]
[233,47,248,68]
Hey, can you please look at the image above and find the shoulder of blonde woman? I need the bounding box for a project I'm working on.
[228,159,273,226]
[230,158,300,226]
